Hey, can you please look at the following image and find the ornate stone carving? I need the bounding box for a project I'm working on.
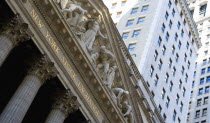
[56,0,69,9]
[81,20,107,51]
[104,65,117,89]
[112,88,129,108]
[96,46,115,81]
[122,101,134,123]
[28,55,58,82]
[0,14,33,46]
[52,90,80,117]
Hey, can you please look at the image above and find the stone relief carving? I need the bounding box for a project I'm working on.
[105,65,117,89]
[122,101,134,123]
[112,88,129,108]
[54,0,134,121]
[95,46,115,81]
[81,20,107,51]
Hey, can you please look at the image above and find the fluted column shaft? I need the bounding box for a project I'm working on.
[0,14,32,67]
[45,90,79,123]
[0,35,13,66]
[45,109,66,123]
[0,74,43,123]
[0,56,57,123]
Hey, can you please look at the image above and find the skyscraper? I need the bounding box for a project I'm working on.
[187,0,210,123]
[104,0,201,122]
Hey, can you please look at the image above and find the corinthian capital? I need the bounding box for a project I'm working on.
[28,55,58,82]
[0,14,33,46]
[53,90,80,117]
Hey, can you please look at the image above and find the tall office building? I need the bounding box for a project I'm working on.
[104,0,201,122]
[187,0,210,123]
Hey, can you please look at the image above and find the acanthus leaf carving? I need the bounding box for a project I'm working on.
[1,14,33,46]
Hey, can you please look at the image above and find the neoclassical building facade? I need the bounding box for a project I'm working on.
[0,0,163,122]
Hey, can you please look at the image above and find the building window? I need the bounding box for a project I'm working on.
[131,8,138,14]
[168,0,172,8]
[206,42,209,46]
[207,34,210,39]
[186,42,189,49]
[194,71,196,78]
[175,0,178,5]
[204,50,208,55]
[185,74,188,82]
[176,94,179,104]
[158,105,162,113]
[207,76,210,82]
[199,88,203,95]
[172,67,176,76]
[173,110,177,121]
[205,86,209,93]
[199,4,207,16]
[158,36,162,46]
[150,65,154,77]
[190,91,193,98]
[179,80,182,89]
[190,49,192,57]
[203,59,207,65]
[174,33,178,41]
[166,32,169,41]
[162,45,166,55]
[175,53,179,62]
[184,54,187,62]
[169,81,173,91]
[201,69,206,75]
[128,44,136,51]
[189,31,191,37]
[165,73,169,83]
[177,21,181,29]
[155,74,159,86]
[192,81,194,87]
[122,32,129,39]
[180,11,183,18]
[180,102,183,112]
[121,0,126,6]
[178,118,181,123]
[161,88,166,99]
[172,45,175,54]
[195,110,200,118]
[204,97,208,104]
[111,3,117,9]
[184,19,186,25]
[154,50,158,61]
[132,30,141,37]
[137,17,145,24]
[181,66,185,75]
[208,67,210,72]
[169,20,172,29]
[168,58,172,68]
[200,78,205,84]
[178,41,181,49]
[181,29,184,37]
[165,11,169,20]
[163,114,167,121]
[158,59,163,70]
[201,120,207,123]
[141,5,149,12]
[126,19,134,26]
[172,9,175,17]
[197,99,202,106]
[162,23,165,32]
[166,96,170,108]
[116,11,122,18]
[182,87,186,96]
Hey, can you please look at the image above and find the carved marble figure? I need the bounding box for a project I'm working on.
[81,20,106,51]
[96,46,115,81]
[105,65,117,89]
[112,88,129,108]
[122,101,134,123]
[56,0,70,9]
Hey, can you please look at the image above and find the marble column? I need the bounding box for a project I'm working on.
[0,14,32,67]
[45,90,80,123]
[0,56,57,123]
